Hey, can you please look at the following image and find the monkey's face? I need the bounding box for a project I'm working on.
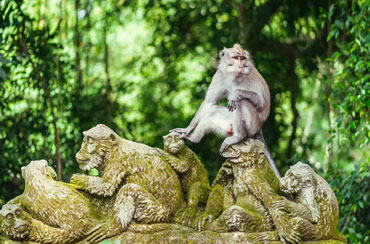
[279,169,302,194]
[75,136,109,171]
[163,132,185,155]
[0,203,30,240]
[219,44,251,76]
[21,160,57,181]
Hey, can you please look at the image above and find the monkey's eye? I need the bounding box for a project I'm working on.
[15,209,22,216]
[174,135,180,141]
[6,213,14,220]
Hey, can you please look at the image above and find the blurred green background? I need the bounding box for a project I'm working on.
[0,0,369,242]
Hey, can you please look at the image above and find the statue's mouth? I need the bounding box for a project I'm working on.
[76,157,89,163]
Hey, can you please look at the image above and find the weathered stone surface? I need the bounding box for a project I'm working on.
[0,125,346,244]
[1,226,346,244]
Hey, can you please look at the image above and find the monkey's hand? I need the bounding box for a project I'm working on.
[271,197,292,213]
[70,173,87,190]
[227,100,237,112]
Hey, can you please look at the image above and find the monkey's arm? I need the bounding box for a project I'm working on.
[272,199,318,223]
[70,163,126,197]
[245,168,301,244]
[166,155,189,173]
[228,89,263,111]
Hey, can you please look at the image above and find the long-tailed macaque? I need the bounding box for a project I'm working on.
[171,44,280,178]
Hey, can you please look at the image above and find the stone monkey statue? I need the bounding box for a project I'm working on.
[171,44,280,178]
[163,132,211,227]
[272,162,347,243]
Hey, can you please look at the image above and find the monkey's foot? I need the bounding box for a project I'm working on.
[174,206,197,227]
[194,213,215,231]
[220,136,243,154]
[169,128,187,134]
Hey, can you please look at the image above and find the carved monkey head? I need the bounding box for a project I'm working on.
[21,160,57,182]
[218,44,252,76]
[76,124,118,171]
[0,203,30,240]
[280,162,314,194]
[221,138,265,165]
[163,132,185,155]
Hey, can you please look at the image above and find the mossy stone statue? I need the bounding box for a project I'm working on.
[163,131,211,227]
[0,125,346,244]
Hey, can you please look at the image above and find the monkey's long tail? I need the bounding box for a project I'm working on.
[255,130,281,178]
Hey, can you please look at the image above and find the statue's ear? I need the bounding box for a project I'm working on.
[110,133,116,141]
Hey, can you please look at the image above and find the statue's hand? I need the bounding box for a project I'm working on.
[70,173,87,190]
[174,206,197,227]
[194,213,215,231]
[271,198,291,212]
[274,212,301,244]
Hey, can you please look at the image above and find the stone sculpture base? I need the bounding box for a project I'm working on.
[1,224,346,244]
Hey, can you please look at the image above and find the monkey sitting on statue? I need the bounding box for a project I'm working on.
[171,44,280,178]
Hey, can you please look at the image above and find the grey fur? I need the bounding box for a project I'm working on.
[171,44,280,178]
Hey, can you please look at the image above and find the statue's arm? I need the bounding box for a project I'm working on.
[71,163,126,197]
[28,218,76,244]
[273,198,318,223]
[245,169,301,244]
[166,155,189,174]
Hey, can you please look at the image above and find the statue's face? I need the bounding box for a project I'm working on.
[21,160,57,181]
[75,136,106,171]
[0,203,30,240]
[280,169,302,194]
[163,132,185,155]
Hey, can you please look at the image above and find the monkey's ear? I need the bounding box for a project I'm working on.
[110,133,116,141]
[219,49,225,58]
[244,50,250,59]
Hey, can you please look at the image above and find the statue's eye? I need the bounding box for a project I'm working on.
[174,136,179,141]
[6,213,13,220]
[15,209,22,216]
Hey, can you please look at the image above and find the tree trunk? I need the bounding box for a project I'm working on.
[287,59,299,159]
[75,0,82,89]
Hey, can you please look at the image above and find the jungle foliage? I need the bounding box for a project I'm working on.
[0,0,369,241]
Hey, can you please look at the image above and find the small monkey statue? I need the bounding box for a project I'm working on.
[171,44,280,178]
[163,132,211,227]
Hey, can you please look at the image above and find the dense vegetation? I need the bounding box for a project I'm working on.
[0,0,369,242]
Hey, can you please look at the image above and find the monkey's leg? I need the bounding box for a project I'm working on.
[194,184,225,231]
[176,182,211,227]
[114,183,170,231]
[184,105,231,143]
[27,218,81,244]
[220,102,252,152]
[208,205,271,233]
